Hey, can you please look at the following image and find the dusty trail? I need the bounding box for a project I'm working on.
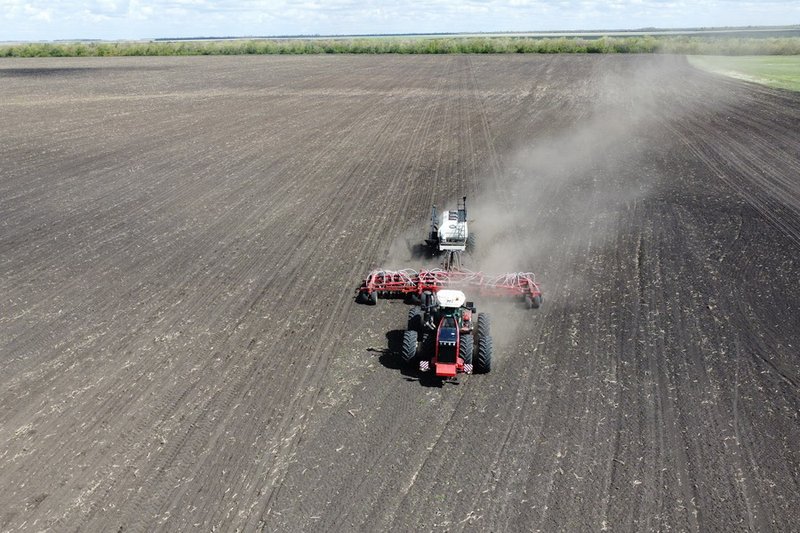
[1,54,798,531]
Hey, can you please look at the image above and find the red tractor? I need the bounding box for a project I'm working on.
[400,289,492,378]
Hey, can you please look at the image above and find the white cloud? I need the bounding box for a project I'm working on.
[127,0,155,20]
[23,2,53,22]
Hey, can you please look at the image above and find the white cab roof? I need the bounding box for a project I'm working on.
[436,290,466,308]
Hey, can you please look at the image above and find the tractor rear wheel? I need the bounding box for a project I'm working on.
[408,306,423,332]
[459,333,473,365]
[466,232,476,253]
[475,313,493,373]
[400,330,418,363]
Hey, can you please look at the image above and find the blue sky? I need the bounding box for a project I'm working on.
[1,1,798,41]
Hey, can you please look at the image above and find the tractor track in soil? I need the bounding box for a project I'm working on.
[1,54,798,531]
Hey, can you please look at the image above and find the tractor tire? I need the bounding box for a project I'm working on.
[356,291,369,304]
[459,333,473,365]
[368,291,378,305]
[466,232,476,253]
[408,306,423,332]
[475,313,493,373]
[533,295,542,308]
[400,330,418,363]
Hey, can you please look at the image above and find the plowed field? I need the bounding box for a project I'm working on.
[1,54,799,531]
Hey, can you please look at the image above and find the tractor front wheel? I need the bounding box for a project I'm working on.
[408,306,423,332]
[459,333,473,365]
[400,330,418,363]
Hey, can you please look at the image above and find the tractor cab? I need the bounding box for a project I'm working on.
[436,316,459,369]
[432,291,467,378]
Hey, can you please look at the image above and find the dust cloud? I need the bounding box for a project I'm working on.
[381,56,734,351]
[467,56,733,349]
[471,56,734,276]
[472,60,669,274]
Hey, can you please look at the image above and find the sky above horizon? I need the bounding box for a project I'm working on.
[1,1,799,41]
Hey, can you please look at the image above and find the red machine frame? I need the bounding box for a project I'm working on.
[357,268,542,302]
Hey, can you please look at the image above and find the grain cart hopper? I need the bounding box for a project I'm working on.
[425,196,475,271]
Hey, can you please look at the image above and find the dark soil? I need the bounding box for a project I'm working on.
[1,54,798,531]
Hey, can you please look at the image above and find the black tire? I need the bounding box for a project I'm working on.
[408,306,423,332]
[475,313,493,373]
[477,312,490,337]
[459,333,473,365]
[411,243,428,260]
[406,293,422,305]
[524,295,533,309]
[400,330,418,363]
[466,232,476,253]
[368,291,378,306]
[532,295,542,308]
[356,291,369,304]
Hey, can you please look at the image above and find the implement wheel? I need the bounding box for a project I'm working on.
[524,294,542,309]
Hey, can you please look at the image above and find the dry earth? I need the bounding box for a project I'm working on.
[1,54,799,531]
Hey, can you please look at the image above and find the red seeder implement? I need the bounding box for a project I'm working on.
[357,268,543,307]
